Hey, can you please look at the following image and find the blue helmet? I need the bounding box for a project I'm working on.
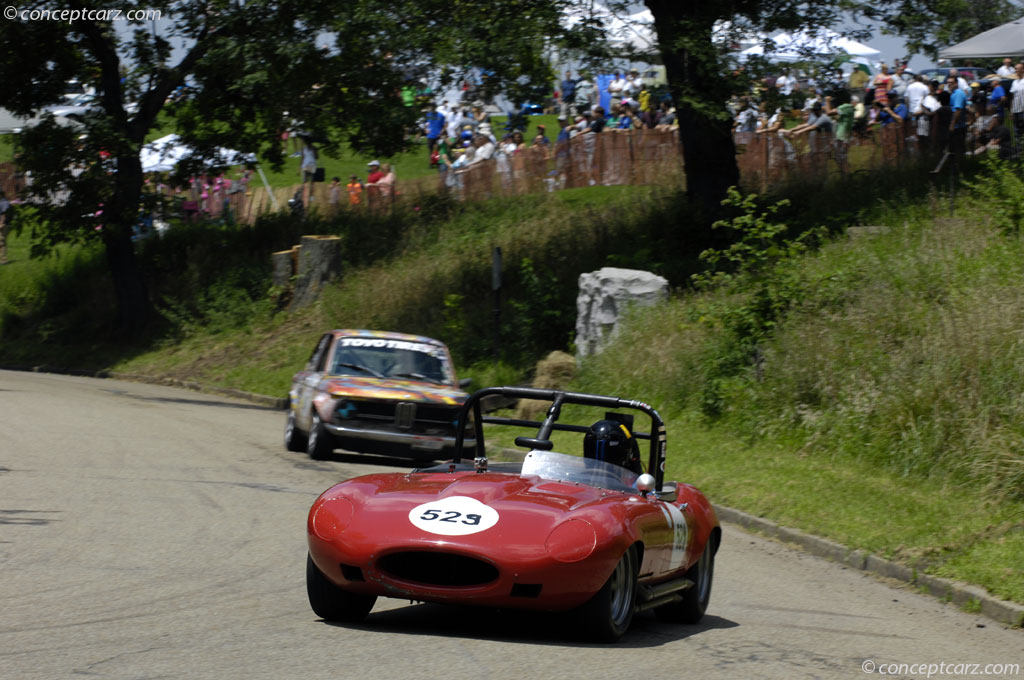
[583,420,641,472]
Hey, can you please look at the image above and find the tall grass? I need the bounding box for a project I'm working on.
[580,160,1024,500]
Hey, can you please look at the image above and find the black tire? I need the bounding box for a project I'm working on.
[577,546,638,643]
[655,534,716,624]
[284,411,307,452]
[306,554,376,622]
[307,412,334,460]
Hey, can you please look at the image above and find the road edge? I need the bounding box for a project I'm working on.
[2,363,1022,628]
[714,505,1024,629]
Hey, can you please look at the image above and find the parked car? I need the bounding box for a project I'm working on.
[917,66,995,85]
[285,329,474,460]
[305,386,721,642]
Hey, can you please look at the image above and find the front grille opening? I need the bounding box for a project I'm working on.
[510,583,542,598]
[340,563,364,582]
[377,551,498,587]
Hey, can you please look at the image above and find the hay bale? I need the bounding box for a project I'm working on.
[515,351,577,421]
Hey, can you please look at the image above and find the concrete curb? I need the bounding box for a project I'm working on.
[1,364,1020,627]
[714,505,1024,629]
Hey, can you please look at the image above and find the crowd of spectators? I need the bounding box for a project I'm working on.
[734,59,1024,179]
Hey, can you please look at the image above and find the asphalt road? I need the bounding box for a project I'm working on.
[1,370,1021,680]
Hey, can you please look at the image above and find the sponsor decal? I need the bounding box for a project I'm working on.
[340,337,442,357]
[408,496,499,536]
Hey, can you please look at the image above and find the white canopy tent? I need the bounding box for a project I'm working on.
[740,29,880,62]
[140,134,276,209]
[938,18,1024,59]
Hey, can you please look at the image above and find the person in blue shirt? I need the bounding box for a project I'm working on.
[948,77,968,155]
[988,81,1007,120]
[423,104,446,166]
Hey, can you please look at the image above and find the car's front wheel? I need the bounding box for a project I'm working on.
[655,534,716,624]
[306,554,376,622]
[577,546,638,642]
[307,412,334,460]
[284,411,307,452]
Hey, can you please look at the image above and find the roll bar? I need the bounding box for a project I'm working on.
[453,387,667,492]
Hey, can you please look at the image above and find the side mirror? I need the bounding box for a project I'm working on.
[458,378,473,389]
[636,473,656,497]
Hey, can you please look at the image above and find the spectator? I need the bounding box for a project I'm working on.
[467,133,495,165]
[988,78,1008,120]
[560,71,577,117]
[948,76,969,156]
[825,95,855,175]
[328,176,342,209]
[471,101,490,128]
[914,81,942,155]
[531,124,550,148]
[574,73,596,114]
[933,90,953,153]
[345,175,362,206]
[1010,62,1024,147]
[556,115,571,144]
[377,163,396,198]
[423,103,446,165]
[367,160,384,184]
[871,63,894,103]
[617,102,636,130]
[996,58,1015,78]
[948,68,970,95]
[734,97,759,133]
[905,74,929,122]
[784,100,833,137]
[608,71,627,108]
[776,70,794,96]
[588,106,607,133]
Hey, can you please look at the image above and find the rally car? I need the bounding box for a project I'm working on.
[285,329,473,460]
[306,386,721,642]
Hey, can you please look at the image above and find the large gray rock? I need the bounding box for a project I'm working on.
[575,267,668,358]
[289,235,343,309]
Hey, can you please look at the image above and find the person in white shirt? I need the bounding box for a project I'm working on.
[776,72,793,96]
[905,74,930,119]
[1010,62,1024,145]
[915,81,941,155]
[608,71,627,107]
[948,68,970,95]
[996,58,1015,78]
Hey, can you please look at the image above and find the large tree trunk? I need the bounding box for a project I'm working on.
[645,0,740,217]
[102,151,152,334]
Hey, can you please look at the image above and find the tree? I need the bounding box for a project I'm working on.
[865,0,1023,60]
[0,0,564,333]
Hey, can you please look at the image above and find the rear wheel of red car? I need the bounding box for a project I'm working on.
[577,546,638,642]
[306,554,376,622]
[284,411,307,452]
[655,534,716,624]
[307,412,334,460]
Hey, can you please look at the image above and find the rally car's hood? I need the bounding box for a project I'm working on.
[320,375,467,405]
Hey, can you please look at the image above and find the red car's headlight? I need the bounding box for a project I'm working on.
[311,497,355,541]
[545,519,597,562]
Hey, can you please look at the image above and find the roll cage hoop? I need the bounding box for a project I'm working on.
[453,387,667,492]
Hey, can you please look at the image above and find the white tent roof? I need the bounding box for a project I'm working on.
[741,29,880,62]
[938,18,1024,59]
[140,134,255,173]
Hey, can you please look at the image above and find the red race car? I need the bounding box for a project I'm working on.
[306,386,720,642]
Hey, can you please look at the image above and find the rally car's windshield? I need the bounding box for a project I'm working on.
[330,337,453,385]
[521,450,639,493]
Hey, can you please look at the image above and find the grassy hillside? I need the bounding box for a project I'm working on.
[2,154,1023,610]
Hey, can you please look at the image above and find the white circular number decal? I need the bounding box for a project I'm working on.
[408,496,499,536]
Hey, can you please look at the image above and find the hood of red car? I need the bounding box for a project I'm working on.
[321,375,467,405]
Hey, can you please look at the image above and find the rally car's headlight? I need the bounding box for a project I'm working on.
[545,519,597,562]
[311,497,355,541]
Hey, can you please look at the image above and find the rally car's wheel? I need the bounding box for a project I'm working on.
[306,554,376,622]
[578,546,638,642]
[655,534,716,624]
[307,412,334,460]
[284,411,307,452]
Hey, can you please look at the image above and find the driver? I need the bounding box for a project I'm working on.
[583,420,643,474]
